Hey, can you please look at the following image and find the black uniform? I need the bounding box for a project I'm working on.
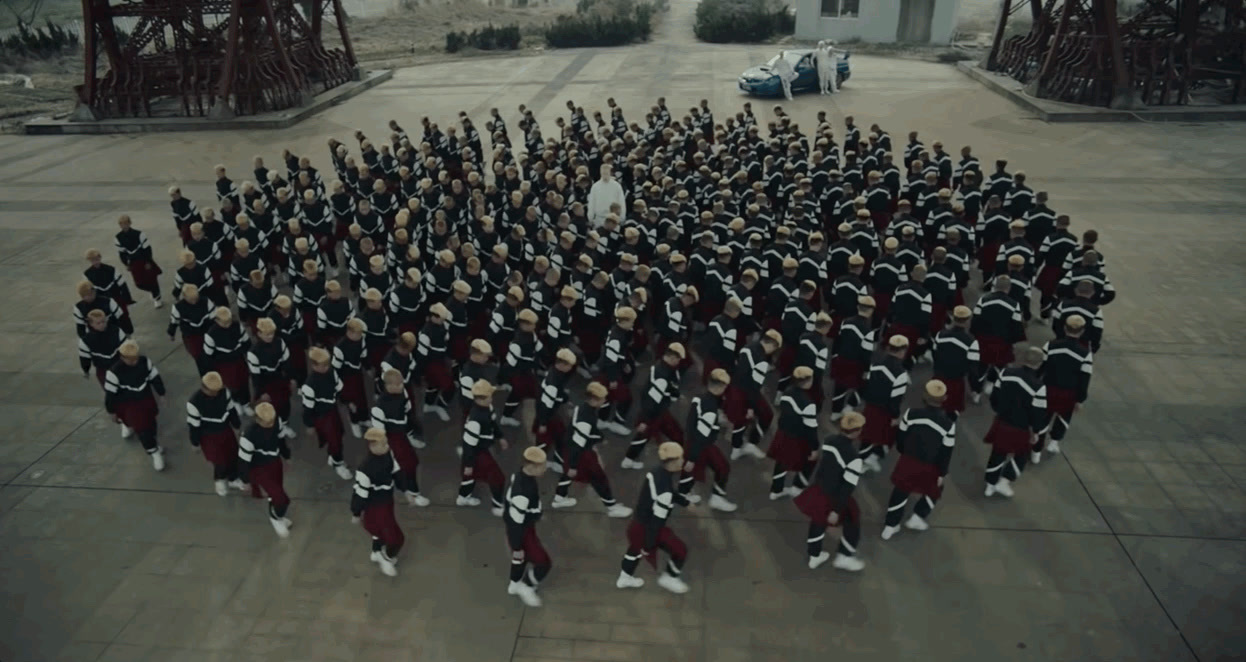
[884,406,956,528]
[504,470,550,586]
[800,434,864,559]
[620,468,690,579]
[984,366,1049,487]
[187,389,242,481]
[1039,337,1093,443]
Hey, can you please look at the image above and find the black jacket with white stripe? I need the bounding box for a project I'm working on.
[861,354,911,417]
[813,434,863,501]
[897,406,957,474]
[104,357,165,413]
[990,366,1049,432]
[350,452,399,516]
[187,390,240,445]
[504,471,543,548]
[1040,338,1093,402]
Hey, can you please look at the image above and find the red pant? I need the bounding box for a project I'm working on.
[464,449,505,490]
[509,526,551,567]
[561,447,607,484]
[638,410,684,444]
[312,410,345,457]
[199,428,238,467]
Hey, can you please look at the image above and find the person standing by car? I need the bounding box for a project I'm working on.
[773,52,797,101]
[816,41,833,95]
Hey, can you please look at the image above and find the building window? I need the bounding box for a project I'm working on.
[820,0,860,18]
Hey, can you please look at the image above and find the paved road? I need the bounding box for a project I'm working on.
[1,2,1244,661]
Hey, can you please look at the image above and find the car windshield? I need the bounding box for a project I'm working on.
[764,52,805,69]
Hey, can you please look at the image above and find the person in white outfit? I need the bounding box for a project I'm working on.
[815,41,833,95]
[827,41,841,94]
[588,164,626,228]
[772,52,797,101]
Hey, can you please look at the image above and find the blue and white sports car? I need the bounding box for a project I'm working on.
[738,49,852,97]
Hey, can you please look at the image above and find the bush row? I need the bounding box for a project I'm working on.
[693,0,794,43]
[445,24,523,53]
[544,0,659,48]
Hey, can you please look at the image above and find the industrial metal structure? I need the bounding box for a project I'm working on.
[984,0,1245,108]
[78,0,359,119]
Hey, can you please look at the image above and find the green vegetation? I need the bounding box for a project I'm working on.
[543,0,661,48]
[445,24,523,53]
[693,0,794,44]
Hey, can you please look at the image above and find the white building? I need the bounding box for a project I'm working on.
[793,0,962,44]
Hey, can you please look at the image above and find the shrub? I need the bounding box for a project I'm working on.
[544,0,659,49]
[445,24,522,53]
[694,0,794,43]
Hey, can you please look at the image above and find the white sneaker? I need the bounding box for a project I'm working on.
[526,566,540,589]
[971,392,981,404]
[605,504,633,519]
[491,506,504,517]
[984,482,997,497]
[153,298,163,309]
[620,457,645,470]
[350,423,363,438]
[730,447,746,461]
[1030,451,1042,465]
[411,436,426,449]
[742,443,766,459]
[370,551,381,563]
[120,424,133,439]
[983,382,994,396]
[227,479,247,491]
[550,495,577,509]
[214,480,228,496]
[151,449,165,471]
[545,460,564,473]
[768,490,791,501]
[656,573,689,594]
[616,571,644,589]
[995,478,1015,497]
[500,416,521,427]
[881,525,900,540]
[330,458,353,480]
[830,411,843,423]
[685,493,702,505]
[270,517,290,538]
[785,485,803,498]
[904,514,929,531]
[243,404,255,417]
[862,455,882,474]
[456,495,481,507]
[508,581,542,607]
[377,555,398,577]
[280,425,296,439]
[281,517,293,528]
[709,495,737,512]
[603,421,630,435]
[430,405,450,422]
[832,553,865,572]
[1045,440,1061,454]
[808,551,831,569]
[406,492,430,507]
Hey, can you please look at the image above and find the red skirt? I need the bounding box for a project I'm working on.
[777,343,798,375]
[625,520,686,566]
[508,373,539,401]
[114,396,158,434]
[976,334,1014,367]
[258,379,292,418]
[873,291,893,323]
[312,410,345,456]
[828,313,846,339]
[871,210,890,233]
[593,376,633,406]
[767,429,813,472]
[1036,265,1063,298]
[722,384,773,428]
[422,358,454,392]
[216,358,248,392]
[508,526,551,567]
[532,416,566,450]
[639,410,684,444]
[577,324,603,362]
[934,374,966,413]
[1047,386,1077,417]
[450,334,470,363]
[386,430,420,475]
[887,323,923,359]
[199,428,238,467]
[860,403,896,447]
[249,459,288,505]
[182,333,205,363]
[794,486,860,526]
[128,258,163,291]
[830,356,866,389]
[687,444,730,483]
[929,303,948,335]
[984,417,1032,454]
[362,499,405,550]
[465,449,505,489]
[978,241,1002,272]
[338,374,366,413]
[367,344,389,370]
[561,447,607,484]
[891,454,942,498]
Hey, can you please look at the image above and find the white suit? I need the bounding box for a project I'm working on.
[828,45,841,93]
[815,41,833,95]
[772,53,797,101]
[587,176,625,227]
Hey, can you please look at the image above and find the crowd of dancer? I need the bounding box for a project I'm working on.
[73,96,1114,607]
